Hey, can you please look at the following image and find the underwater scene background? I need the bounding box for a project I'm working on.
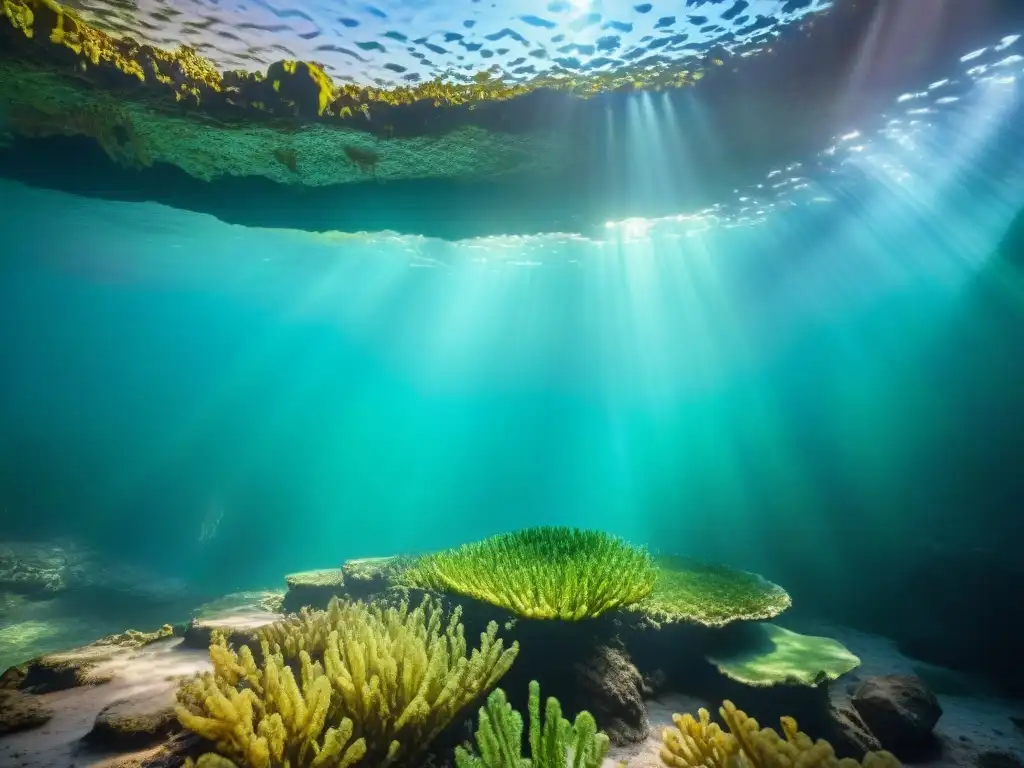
[2,1,1024,767]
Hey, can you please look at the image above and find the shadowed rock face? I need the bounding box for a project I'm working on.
[573,645,650,746]
[852,675,942,761]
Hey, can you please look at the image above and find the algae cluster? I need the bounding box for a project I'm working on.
[661,700,900,768]
[0,526,893,768]
[707,624,861,688]
[177,595,518,768]
[401,527,656,621]
[1,0,727,119]
[456,681,609,768]
[636,557,793,627]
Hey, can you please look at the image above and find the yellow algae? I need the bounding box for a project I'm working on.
[2,0,33,37]
[2,0,728,119]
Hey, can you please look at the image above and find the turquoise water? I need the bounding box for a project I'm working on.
[1,21,1023,617]
[2,121,1022,600]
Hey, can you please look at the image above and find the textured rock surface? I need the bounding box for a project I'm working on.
[0,638,208,768]
[573,645,650,746]
[0,689,53,735]
[852,675,942,759]
[281,568,347,613]
[0,540,189,603]
[3,643,127,693]
[825,700,884,756]
[2,625,178,694]
[0,62,570,187]
[86,690,178,749]
[181,609,280,650]
[341,556,408,600]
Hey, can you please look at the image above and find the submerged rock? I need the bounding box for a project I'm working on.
[281,558,410,612]
[573,645,649,746]
[0,636,208,768]
[826,699,884,757]
[1,624,177,693]
[181,610,281,650]
[191,591,285,619]
[280,568,346,613]
[86,690,179,750]
[341,556,410,601]
[852,675,942,760]
[0,540,89,597]
[0,689,52,735]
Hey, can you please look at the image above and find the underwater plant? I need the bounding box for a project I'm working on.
[176,595,518,768]
[634,556,792,627]
[455,680,610,768]
[660,700,901,768]
[706,623,861,688]
[401,527,656,621]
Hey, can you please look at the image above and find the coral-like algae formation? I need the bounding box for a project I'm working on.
[402,527,656,621]
[635,557,792,627]
[176,595,518,768]
[706,624,861,688]
[455,680,610,768]
[660,700,901,768]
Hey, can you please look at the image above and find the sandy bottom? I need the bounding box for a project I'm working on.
[0,638,210,768]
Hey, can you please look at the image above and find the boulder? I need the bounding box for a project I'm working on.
[341,556,408,601]
[852,675,942,760]
[0,689,53,735]
[281,569,346,613]
[573,645,649,746]
[86,689,179,749]
[181,610,281,650]
[825,700,884,757]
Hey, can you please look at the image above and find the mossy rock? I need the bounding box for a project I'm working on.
[1,624,177,693]
[182,609,281,650]
[341,556,411,600]
[284,569,345,589]
[0,689,52,735]
[192,590,285,619]
[86,690,178,749]
[281,568,346,613]
[707,623,860,687]
[633,556,792,627]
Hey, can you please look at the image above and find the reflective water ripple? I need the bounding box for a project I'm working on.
[63,0,833,87]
